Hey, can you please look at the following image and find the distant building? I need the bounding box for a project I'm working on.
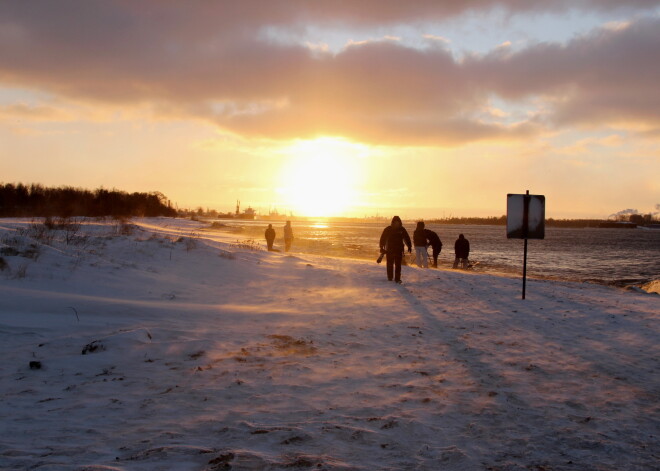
[235,200,256,220]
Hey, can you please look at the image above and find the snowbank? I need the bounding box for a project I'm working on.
[0,218,658,470]
[641,279,660,295]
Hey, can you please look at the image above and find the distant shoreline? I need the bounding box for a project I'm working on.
[195,214,659,229]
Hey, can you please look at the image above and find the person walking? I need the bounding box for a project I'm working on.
[425,228,442,268]
[379,216,412,283]
[283,220,294,252]
[413,221,430,268]
[453,233,470,269]
[265,224,276,251]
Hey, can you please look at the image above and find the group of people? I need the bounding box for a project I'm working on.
[379,216,470,283]
[263,217,470,284]
[264,221,294,252]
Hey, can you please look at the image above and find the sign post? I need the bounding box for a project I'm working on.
[507,191,545,299]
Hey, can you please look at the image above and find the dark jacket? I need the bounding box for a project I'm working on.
[425,229,442,249]
[283,224,293,240]
[455,235,470,258]
[380,217,412,254]
[265,227,275,242]
[413,228,430,247]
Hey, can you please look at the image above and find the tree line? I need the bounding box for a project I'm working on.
[0,183,176,218]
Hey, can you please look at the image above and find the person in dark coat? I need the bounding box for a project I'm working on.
[413,221,430,268]
[379,216,412,283]
[283,221,294,252]
[425,229,442,268]
[453,233,470,269]
[265,224,276,251]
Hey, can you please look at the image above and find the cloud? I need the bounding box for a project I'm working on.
[0,103,71,121]
[466,18,660,129]
[555,134,624,155]
[422,34,451,44]
[0,2,659,145]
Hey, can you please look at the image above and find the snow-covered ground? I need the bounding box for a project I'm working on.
[0,217,658,471]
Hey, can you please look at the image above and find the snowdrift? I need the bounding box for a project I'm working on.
[0,218,658,470]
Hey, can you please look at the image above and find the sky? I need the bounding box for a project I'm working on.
[1,1,659,219]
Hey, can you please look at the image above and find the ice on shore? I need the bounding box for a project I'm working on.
[0,218,658,470]
[641,279,660,294]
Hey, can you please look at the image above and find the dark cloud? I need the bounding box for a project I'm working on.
[1,1,659,145]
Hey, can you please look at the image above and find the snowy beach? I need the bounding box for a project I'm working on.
[1,218,658,470]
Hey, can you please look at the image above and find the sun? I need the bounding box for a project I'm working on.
[278,138,366,217]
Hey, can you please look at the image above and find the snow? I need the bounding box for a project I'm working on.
[641,279,660,295]
[0,217,658,470]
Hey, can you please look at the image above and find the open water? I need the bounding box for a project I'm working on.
[212,219,660,288]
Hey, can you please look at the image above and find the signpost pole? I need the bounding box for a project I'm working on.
[522,190,530,300]
[522,239,528,299]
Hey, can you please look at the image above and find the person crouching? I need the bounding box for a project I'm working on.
[453,233,470,269]
[425,228,442,268]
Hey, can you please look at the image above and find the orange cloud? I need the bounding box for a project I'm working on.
[0,103,71,121]
[0,2,659,145]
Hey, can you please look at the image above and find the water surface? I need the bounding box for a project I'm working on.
[212,219,660,287]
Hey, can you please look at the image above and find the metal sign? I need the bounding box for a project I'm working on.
[507,191,545,299]
[507,193,545,239]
